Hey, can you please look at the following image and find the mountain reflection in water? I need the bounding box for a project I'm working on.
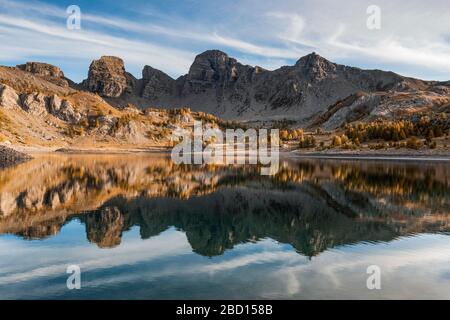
[0,154,449,258]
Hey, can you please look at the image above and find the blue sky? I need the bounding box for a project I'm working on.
[1,0,450,82]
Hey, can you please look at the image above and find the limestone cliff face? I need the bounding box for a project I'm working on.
[0,83,81,123]
[0,84,21,109]
[17,62,64,78]
[82,56,136,98]
[178,50,261,113]
[141,65,174,100]
[17,62,70,87]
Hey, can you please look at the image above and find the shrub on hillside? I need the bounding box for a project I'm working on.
[299,135,316,148]
[406,137,423,150]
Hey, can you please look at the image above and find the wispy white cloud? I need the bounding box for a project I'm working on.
[0,12,195,78]
[1,0,303,60]
[0,228,191,285]
[0,0,450,81]
[328,28,450,74]
[1,230,450,299]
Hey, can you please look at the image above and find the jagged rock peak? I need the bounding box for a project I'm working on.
[93,56,125,71]
[296,52,334,68]
[83,56,131,98]
[188,50,242,82]
[254,66,266,74]
[194,49,231,61]
[295,52,337,80]
[142,65,173,81]
[141,65,174,100]
[16,62,69,87]
[17,62,65,78]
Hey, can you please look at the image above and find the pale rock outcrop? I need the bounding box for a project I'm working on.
[0,87,82,123]
[48,95,81,123]
[112,120,141,140]
[321,94,381,130]
[97,115,118,134]
[174,113,193,124]
[0,84,21,109]
[20,93,48,116]
[60,100,82,123]
[16,62,69,87]
[48,94,62,111]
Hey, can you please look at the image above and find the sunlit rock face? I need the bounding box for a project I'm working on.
[17,62,69,87]
[0,84,21,110]
[1,84,81,125]
[82,56,135,98]
[47,95,81,123]
[20,93,48,117]
[2,52,449,138]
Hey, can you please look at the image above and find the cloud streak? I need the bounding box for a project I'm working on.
[0,0,450,81]
[1,230,450,299]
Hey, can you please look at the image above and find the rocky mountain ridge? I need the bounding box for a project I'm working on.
[0,64,223,150]
[76,50,448,124]
[1,50,450,134]
[16,62,73,88]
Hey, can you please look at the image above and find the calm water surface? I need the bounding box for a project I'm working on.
[0,154,449,299]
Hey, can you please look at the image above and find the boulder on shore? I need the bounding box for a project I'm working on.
[0,146,32,168]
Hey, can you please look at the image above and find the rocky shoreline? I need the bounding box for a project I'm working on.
[0,146,32,168]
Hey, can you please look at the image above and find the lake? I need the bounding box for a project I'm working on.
[0,154,449,299]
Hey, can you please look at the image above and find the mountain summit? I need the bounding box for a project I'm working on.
[81,56,136,97]
[84,50,422,121]
[186,50,246,83]
[295,52,337,81]
[0,50,449,149]
[6,50,447,126]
